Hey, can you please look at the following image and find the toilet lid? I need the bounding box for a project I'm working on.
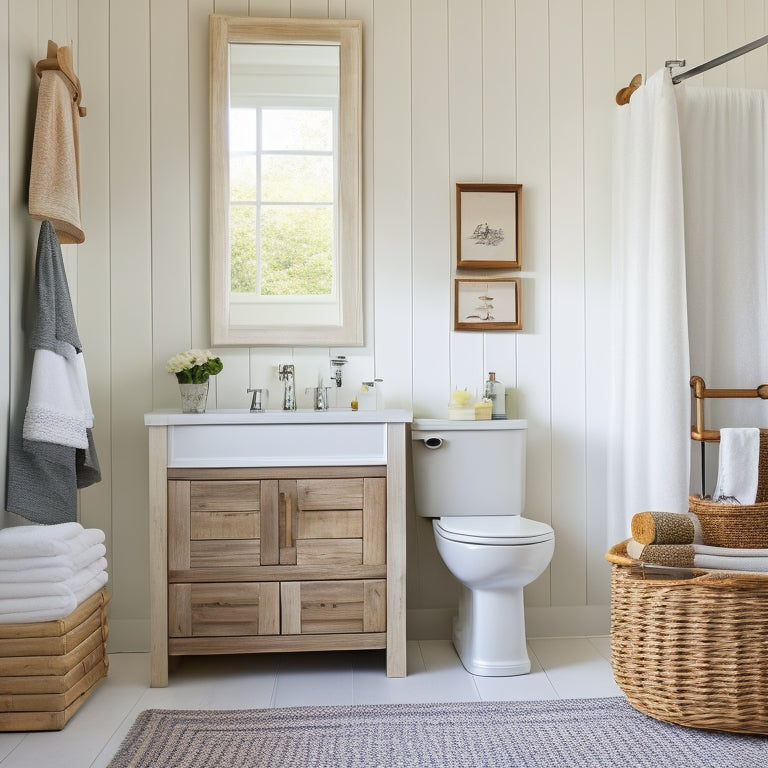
[434,516,554,546]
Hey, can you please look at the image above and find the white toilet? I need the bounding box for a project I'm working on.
[411,418,554,676]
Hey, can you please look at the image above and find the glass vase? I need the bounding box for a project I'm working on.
[179,381,209,414]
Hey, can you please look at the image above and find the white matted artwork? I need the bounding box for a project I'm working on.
[454,277,522,331]
[456,183,522,269]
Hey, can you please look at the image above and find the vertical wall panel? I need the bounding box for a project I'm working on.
[448,0,484,397]
[676,0,706,85]
[77,0,111,540]
[549,0,587,607]
[150,0,192,408]
[189,0,214,352]
[410,0,457,612]
[214,0,249,13]
[0,0,10,518]
[248,0,290,16]
[108,0,153,649]
[703,0,728,86]
[515,0,552,607]
[482,0,516,180]
[291,0,328,17]
[371,0,413,410]
[645,0,677,78]
[614,0,646,88]
[725,0,746,85]
[6,0,41,532]
[481,0,518,403]
[412,0,451,419]
[745,0,768,88]
[583,0,614,606]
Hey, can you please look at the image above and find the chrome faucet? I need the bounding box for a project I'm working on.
[330,355,347,387]
[247,387,267,413]
[278,364,296,410]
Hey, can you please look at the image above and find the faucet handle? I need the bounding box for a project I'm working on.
[247,387,268,412]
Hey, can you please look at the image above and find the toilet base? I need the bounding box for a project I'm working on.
[451,586,531,677]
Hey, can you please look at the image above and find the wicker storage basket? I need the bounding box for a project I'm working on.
[606,542,768,735]
[0,589,110,732]
[688,494,768,548]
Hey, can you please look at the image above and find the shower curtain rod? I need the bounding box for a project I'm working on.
[617,33,768,103]
[669,33,768,84]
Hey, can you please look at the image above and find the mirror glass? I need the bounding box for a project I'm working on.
[210,16,362,346]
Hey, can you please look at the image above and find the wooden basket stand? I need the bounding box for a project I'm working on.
[688,375,768,547]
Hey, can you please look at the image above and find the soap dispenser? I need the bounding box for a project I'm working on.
[484,372,506,419]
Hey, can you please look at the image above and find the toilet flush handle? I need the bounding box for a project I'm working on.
[423,436,443,450]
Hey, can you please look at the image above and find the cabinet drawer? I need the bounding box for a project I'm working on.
[281,580,386,635]
[169,582,279,637]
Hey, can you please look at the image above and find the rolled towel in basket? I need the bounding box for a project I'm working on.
[631,511,695,545]
[627,538,768,572]
[626,539,695,568]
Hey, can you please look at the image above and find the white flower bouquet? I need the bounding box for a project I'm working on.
[166,349,223,384]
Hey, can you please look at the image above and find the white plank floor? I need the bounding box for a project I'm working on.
[0,638,623,767]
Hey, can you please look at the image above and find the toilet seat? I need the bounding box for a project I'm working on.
[434,515,554,546]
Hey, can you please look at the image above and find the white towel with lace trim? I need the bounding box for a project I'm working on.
[713,427,760,504]
[22,347,93,449]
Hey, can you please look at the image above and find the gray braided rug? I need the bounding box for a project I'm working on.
[108,697,768,768]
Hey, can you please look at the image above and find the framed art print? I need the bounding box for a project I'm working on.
[456,183,522,269]
[454,277,522,331]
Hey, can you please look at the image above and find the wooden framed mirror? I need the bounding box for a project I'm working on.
[209,15,362,346]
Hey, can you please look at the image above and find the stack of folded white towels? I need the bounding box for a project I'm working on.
[0,522,108,623]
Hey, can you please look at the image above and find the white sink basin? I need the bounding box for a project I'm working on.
[144,408,412,468]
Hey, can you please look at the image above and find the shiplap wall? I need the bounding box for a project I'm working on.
[2,0,768,649]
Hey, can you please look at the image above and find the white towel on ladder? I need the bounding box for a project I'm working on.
[713,427,760,504]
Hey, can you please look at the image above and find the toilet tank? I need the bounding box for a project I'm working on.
[411,418,527,517]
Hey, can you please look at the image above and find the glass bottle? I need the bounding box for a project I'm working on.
[484,372,506,419]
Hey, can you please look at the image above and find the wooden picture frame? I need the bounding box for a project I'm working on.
[456,183,522,269]
[454,278,522,331]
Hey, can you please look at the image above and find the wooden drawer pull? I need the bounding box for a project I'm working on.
[282,492,293,548]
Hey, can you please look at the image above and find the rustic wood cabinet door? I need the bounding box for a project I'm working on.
[168,582,280,637]
[281,580,386,635]
[293,477,386,568]
[168,480,262,570]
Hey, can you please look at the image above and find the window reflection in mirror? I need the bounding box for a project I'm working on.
[210,16,362,346]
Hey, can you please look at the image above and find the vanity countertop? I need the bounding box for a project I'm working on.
[144,408,413,426]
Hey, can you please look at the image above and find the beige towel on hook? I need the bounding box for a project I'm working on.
[29,62,84,244]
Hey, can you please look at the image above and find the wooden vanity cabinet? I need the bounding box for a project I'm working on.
[165,467,387,656]
[146,413,409,686]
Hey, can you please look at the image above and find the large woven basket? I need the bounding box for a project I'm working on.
[688,494,768,548]
[607,541,768,735]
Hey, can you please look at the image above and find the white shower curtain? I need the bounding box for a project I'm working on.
[608,70,768,544]
[608,70,690,546]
